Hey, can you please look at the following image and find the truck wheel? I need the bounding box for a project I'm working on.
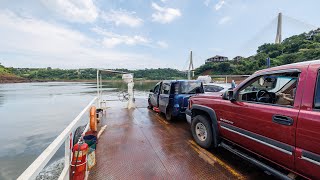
[191,115,214,149]
[148,99,153,109]
[165,108,173,121]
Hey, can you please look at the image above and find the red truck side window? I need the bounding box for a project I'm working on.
[314,71,320,109]
[238,72,299,107]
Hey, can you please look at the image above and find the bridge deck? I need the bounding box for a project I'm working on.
[89,100,269,180]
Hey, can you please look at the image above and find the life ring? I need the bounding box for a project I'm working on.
[90,106,97,131]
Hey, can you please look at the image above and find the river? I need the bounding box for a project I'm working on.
[0,81,156,180]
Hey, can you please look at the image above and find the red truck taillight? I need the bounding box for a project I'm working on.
[188,100,192,109]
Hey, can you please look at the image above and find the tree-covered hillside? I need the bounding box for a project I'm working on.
[0,63,11,74]
[133,68,186,80]
[0,63,28,83]
[195,29,320,75]
[10,67,186,81]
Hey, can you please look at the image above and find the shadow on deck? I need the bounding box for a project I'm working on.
[89,100,270,179]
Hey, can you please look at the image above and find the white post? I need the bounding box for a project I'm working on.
[99,74,102,102]
[127,82,135,109]
[188,51,193,80]
[96,70,100,108]
[122,73,135,109]
[64,135,71,180]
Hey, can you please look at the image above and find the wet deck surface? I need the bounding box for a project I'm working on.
[89,99,270,180]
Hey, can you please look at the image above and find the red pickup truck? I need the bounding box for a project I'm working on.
[186,60,320,179]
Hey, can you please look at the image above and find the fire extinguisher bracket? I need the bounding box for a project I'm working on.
[70,160,88,167]
[70,141,89,180]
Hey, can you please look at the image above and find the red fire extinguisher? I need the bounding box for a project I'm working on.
[70,140,88,180]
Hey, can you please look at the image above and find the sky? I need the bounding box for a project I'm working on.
[0,0,319,70]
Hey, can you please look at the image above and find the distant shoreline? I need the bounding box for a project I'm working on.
[0,77,160,84]
[0,74,32,84]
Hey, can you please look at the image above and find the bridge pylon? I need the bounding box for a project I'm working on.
[188,51,194,80]
[275,12,282,44]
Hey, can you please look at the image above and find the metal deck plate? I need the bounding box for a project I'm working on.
[89,102,269,180]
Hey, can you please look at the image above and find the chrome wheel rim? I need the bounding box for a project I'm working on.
[195,122,207,141]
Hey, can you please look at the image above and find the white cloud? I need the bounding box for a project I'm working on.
[0,11,91,54]
[204,0,211,7]
[160,0,168,3]
[103,35,149,48]
[102,9,143,27]
[92,27,150,48]
[157,41,168,48]
[0,11,162,69]
[215,0,226,11]
[41,0,98,23]
[218,16,231,24]
[151,2,181,24]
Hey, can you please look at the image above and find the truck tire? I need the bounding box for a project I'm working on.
[148,98,153,109]
[191,115,214,149]
[165,108,173,121]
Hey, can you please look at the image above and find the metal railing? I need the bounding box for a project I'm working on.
[18,97,98,180]
[210,75,250,84]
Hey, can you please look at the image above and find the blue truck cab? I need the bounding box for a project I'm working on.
[148,80,204,121]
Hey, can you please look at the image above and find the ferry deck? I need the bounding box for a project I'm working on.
[88,99,270,180]
[17,71,272,180]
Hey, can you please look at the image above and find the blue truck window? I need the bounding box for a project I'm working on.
[180,81,202,94]
[161,83,170,94]
[154,84,160,94]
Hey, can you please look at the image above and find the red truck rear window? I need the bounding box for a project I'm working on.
[314,71,320,109]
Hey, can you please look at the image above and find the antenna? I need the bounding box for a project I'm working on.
[188,51,194,80]
[275,12,282,44]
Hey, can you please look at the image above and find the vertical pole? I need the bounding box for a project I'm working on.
[266,57,271,68]
[127,74,135,109]
[96,70,100,108]
[275,12,282,44]
[188,53,191,80]
[100,72,102,108]
[188,51,193,80]
[191,51,194,79]
[64,135,70,180]
[100,74,102,99]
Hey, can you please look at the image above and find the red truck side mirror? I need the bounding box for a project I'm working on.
[229,91,236,102]
[223,90,236,102]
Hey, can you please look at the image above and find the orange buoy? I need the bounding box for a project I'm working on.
[90,106,97,131]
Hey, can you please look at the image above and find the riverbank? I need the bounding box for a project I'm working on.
[0,74,32,83]
[0,77,244,84]
[0,77,160,84]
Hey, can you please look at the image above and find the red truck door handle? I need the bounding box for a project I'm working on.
[272,115,294,126]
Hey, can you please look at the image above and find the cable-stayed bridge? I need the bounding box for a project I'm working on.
[241,12,318,56]
[185,12,319,74]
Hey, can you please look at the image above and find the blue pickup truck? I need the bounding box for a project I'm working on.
[148,80,204,121]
